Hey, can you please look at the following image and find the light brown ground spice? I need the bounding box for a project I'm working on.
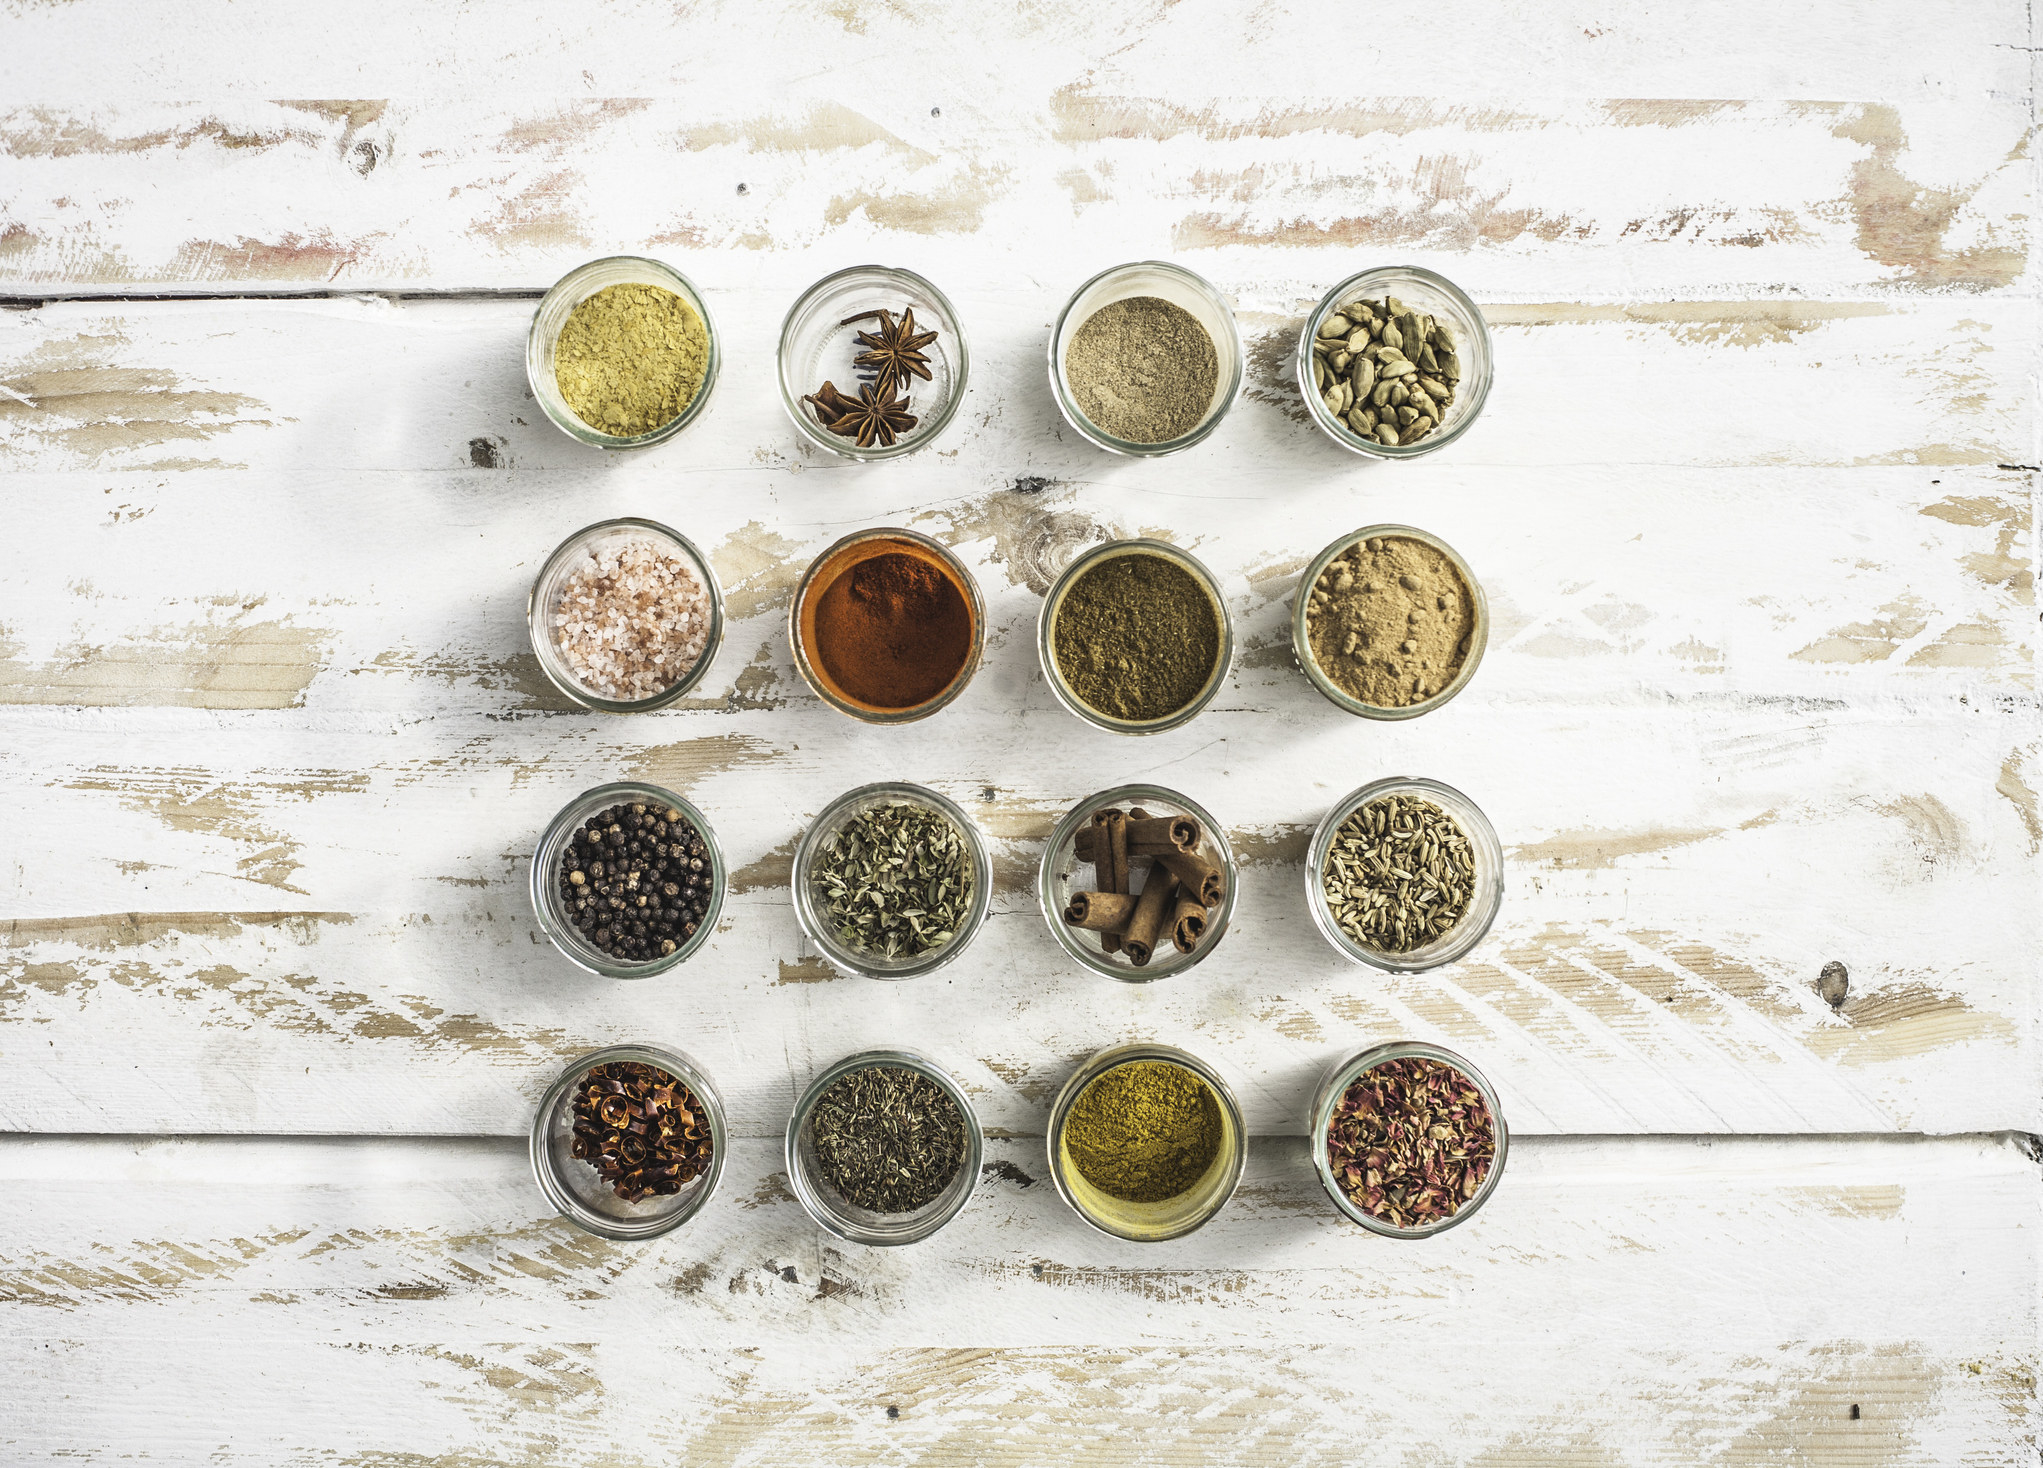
[1305,536,1474,707]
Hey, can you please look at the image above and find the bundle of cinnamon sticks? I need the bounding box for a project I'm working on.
[1062,806,1226,966]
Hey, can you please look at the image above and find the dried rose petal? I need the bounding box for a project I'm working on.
[1325,1057,1496,1227]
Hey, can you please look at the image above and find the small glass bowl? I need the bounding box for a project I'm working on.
[1306,776,1503,974]
[1048,261,1245,456]
[1038,784,1238,983]
[530,781,727,979]
[527,257,721,450]
[1037,539,1234,735]
[791,782,993,980]
[1291,524,1488,720]
[789,527,985,724]
[783,1048,985,1247]
[1046,1042,1246,1243]
[777,265,968,461]
[1296,265,1493,460]
[529,1043,728,1240]
[1307,1040,1509,1238]
[527,517,726,713]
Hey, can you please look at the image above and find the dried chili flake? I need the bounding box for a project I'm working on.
[1325,1056,1494,1229]
[569,1060,713,1203]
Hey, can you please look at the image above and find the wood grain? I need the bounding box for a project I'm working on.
[0,0,2036,1458]
[0,1133,2031,1463]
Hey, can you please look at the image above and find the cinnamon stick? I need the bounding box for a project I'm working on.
[1062,890,1138,933]
[1075,829,1201,863]
[1122,870,1178,968]
[1122,815,1200,852]
[1153,847,1225,908]
[1097,810,1128,953]
[1169,888,1208,954]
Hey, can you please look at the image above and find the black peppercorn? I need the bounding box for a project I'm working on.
[560,800,714,964]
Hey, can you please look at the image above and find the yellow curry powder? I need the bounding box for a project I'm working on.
[1063,1060,1221,1204]
[554,282,710,438]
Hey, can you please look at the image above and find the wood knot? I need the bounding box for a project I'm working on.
[1819,960,1850,1009]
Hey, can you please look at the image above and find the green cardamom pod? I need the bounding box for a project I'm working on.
[1317,314,1352,339]
[1376,424,1400,446]
[1351,357,1377,394]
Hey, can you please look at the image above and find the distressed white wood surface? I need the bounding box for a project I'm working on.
[0,294,2032,1135]
[0,0,2038,1460]
[0,1133,2033,1464]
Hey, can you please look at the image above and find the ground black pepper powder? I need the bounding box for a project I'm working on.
[1052,551,1222,722]
[557,800,712,963]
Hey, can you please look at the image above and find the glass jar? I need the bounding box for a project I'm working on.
[1048,261,1245,456]
[791,782,993,980]
[788,526,985,724]
[1037,538,1234,735]
[526,517,726,713]
[1037,783,1238,983]
[1045,1042,1246,1242]
[530,781,727,979]
[1296,265,1492,459]
[776,265,969,461]
[1305,776,1503,973]
[1307,1040,1509,1238]
[528,1043,728,1240]
[783,1048,985,1246]
[1290,523,1488,720]
[527,257,721,450]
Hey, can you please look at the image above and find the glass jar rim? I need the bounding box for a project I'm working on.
[790,781,994,980]
[775,264,971,461]
[788,526,986,725]
[1290,523,1488,721]
[530,781,727,979]
[1307,1039,1509,1238]
[527,516,727,713]
[1036,782,1239,983]
[526,256,721,450]
[1048,260,1246,457]
[528,1041,729,1240]
[1043,1041,1247,1242]
[1297,264,1492,459]
[782,1047,986,1247]
[1304,775,1504,973]
[1036,538,1235,735]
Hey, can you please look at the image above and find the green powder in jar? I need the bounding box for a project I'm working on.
[554,282,710,437]
[1052,551,1222,722]
[1064,296,1218,444]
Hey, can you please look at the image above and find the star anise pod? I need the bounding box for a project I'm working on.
[802,380,857,428]
[823,380,919,449]
[843,306,937,399]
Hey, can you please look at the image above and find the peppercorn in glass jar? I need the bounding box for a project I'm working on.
[531,782,726,979]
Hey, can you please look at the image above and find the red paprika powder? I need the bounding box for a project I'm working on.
[797,536,977,713]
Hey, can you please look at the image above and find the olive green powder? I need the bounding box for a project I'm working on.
[554,282,710,437]
[1053,552,1222,723]
[1064,296,1218,444]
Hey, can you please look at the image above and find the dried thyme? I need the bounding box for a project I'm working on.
[1321,794,1474,953]
[814,800,973,959]
[809,1065,967,1214]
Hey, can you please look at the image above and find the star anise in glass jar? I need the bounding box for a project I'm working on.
[843,306,937,399]
[818,380,919,449]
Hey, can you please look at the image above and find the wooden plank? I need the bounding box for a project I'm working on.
[1,296,2033,476]
[1,0,2029,104]
[0,88,2030,293]
[0,1133,2031,1463]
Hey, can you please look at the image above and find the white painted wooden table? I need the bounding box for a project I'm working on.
[1,4,2037,1462]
